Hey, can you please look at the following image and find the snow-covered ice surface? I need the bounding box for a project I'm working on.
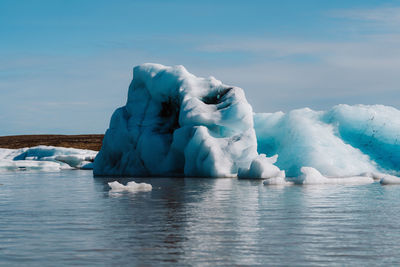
[0,146,97,172]
[93,63,400,185]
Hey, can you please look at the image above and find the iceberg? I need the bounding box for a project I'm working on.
[1,63,398,184]
[255,105,400,178]
[94,63,279,178]
[108,181,152,193]
[94,63,400,181]
[0,146,97,172]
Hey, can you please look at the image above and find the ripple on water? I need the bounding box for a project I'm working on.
[1,171,400,266]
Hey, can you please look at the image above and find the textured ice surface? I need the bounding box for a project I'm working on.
[94,64,400,181]
[325,105,400,172]
[108,181,152,192]
[255,105,400,177]
[0,146,97,172]
[94,63,278,178]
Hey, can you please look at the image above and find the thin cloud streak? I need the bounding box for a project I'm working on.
[330,6,400,26]
[2,3,400,134]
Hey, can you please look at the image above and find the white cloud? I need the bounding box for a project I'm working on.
[330,6,400,26]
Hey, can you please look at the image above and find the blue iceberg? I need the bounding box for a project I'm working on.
[94,63,275,178]
[255,105,400,178]
[94,63,400,182]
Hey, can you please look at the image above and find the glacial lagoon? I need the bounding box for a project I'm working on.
[2,170,400,266]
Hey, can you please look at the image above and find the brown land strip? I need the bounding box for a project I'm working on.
[0,134,104,151]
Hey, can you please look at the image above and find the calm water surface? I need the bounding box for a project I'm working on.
[1,170,400,266]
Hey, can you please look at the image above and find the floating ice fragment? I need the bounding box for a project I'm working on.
[299,167,374,185]
[108,181,152,192]
[380,175,400,185]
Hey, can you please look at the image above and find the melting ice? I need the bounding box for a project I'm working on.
[0,146,97,172]
[2,63,400,185]
[94,63,259,177]
[108,181,152,193]
[93,63,400,184]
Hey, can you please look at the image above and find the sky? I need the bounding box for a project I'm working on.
[1,0,400,135]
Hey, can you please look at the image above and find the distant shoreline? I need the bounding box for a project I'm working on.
[0,134,104,151]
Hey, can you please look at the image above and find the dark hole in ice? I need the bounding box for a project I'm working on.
[202,87,232,105]
[160,97,179,118]
[158,97,180,134]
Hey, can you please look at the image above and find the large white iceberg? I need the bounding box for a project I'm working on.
[0,146,97,172]
[94,63,277,178]
[93,63,400,181]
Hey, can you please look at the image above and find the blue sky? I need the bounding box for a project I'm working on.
[1,0,400,135]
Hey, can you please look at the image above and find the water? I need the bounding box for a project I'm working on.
[1,171,400,266]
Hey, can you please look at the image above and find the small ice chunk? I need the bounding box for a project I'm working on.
[108,181,152,192]
[380,175,400,185]
[238,154,285,179]
[300,167,374,185]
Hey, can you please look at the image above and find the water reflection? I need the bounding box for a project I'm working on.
[92,176,218,264]
[2,172,400,265]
